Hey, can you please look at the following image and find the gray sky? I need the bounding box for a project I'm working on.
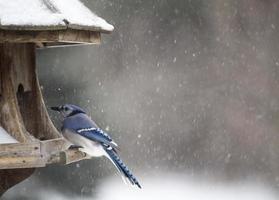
[4,0,279,199]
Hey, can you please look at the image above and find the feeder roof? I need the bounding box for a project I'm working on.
[0,0,114,33]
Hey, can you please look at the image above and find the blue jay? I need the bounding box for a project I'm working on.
[51,104,141,188]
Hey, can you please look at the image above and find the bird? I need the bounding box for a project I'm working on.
[51,104,141,188]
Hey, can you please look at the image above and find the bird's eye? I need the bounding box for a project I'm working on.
[65,107,69,111]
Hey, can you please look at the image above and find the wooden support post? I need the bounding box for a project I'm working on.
[0,43,61,195]
[0,43,60,141]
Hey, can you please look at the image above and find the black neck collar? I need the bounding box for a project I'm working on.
[67,110,86,117]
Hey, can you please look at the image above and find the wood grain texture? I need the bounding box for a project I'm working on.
[0,43,60,141]
[0,30,101,45]
[0,41,92,195]
[0,43,61,195]
[0,44,32,143]
[0,142,40,157]
[0,139,89,195]
[0,139,88,170]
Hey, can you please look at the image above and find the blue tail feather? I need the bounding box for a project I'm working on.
[105,147,141,188]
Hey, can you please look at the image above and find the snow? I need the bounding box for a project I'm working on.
[0,127,18,144]
[0,0,64,27]
[50,0,114,32]
[0,0,114,32]
[4,173,279,199]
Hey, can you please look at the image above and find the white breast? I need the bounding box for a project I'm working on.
[63,129,106,157]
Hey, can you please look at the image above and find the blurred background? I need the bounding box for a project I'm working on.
[3,0,279,199]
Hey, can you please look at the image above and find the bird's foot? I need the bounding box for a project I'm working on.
[69,145,84,150]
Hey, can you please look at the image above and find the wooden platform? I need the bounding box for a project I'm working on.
[0,139,89,170]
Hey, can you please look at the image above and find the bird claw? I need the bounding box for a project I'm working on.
[69,145,84,150]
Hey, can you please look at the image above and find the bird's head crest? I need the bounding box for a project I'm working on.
[51,104,86,117]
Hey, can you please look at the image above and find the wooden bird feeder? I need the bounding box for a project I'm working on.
[0,0,113,196]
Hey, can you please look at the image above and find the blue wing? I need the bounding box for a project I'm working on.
[62,113,118,149]
[77,127,118,149]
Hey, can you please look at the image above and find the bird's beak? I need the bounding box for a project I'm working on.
[51,106,61,112]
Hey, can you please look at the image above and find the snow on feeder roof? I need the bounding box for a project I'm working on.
[0,0,114,46]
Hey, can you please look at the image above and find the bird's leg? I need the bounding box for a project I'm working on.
[69,145,84,150]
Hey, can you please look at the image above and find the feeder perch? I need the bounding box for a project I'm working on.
[0,0,113,196]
